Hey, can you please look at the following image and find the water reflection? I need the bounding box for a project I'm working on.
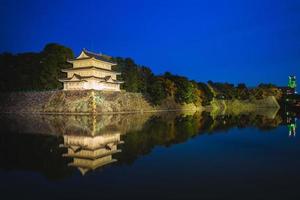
[0,108,298,178]
[60,129,123,175]
[285,112,297,137]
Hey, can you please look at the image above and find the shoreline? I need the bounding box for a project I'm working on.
[0,108,203,115]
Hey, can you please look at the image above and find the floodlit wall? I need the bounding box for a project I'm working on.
[64,82,85,90]
[63,80,120,91]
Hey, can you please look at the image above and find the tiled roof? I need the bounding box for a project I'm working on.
[70,49,115,64]
[68,49,116,65]
[59,74,124,84]
[83,49,113,62]
[61,66,121,74]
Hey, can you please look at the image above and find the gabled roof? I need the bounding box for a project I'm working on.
[68,49,117,65]
[82,49,112,61]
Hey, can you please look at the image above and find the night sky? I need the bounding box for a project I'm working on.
[1,0,300,86]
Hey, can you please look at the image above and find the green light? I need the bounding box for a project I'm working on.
[288,75,296,89]
[288,123,296,137]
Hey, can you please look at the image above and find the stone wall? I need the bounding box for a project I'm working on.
[0,90,280,114]
[0,90,202,114]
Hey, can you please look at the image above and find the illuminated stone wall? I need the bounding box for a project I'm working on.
[63,80,120,91]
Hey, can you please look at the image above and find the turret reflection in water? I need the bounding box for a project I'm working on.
[55,114,150,175]
[0,113,152,177]
[60,128,123,175]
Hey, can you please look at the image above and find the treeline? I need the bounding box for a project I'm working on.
[207,81,282,101]
[0,43,74,91]
[112,57,204,105]
[112,58,282,105]
[0,43,282,105]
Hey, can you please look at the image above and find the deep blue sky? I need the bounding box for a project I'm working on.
[1,0,300,86]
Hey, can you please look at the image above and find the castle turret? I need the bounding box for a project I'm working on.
[59,49,123,91]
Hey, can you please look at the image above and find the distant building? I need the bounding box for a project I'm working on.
[59,49,123,91]
[280,75,297,95]
[288,75,297,90]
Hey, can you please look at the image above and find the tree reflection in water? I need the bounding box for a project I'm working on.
[0,108,292,179]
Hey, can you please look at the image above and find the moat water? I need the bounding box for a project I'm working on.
[0,109,299,199]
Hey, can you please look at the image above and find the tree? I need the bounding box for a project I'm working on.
[39,43,74,90]
[113,57,142,92]
[197,82,214,106]
[0,43,74,91]
[236,83,249,100]
[163,78,177,97]
[137,66,153,93]
[147,77,167,105]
